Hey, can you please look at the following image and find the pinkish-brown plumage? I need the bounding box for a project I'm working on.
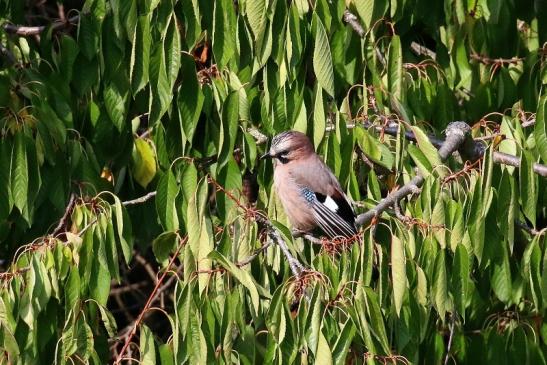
[262,131,356,238]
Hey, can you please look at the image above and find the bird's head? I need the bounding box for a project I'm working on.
[260,131,314,164]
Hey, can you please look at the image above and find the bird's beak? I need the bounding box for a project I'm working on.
[260,151,271,160]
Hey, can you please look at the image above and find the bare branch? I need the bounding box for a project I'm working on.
[410,41,437,60]
[355,122,471,227]
[354,119,547,177]
[236,241,272,267]
[122,191,157,206]
[0,43,16,65]
[342,10,365,38]
[114,236,188,365]
[3,15,79,36]
[52,193,76,236]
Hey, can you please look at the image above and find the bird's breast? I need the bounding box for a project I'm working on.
[273,166,316,232]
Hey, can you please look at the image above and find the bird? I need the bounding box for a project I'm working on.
[261,131,357,239]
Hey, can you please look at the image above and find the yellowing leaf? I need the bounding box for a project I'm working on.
[131,138,157,188]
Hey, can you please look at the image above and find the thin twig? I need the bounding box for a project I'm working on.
[516,220,546,236]
[355,122,471,227]
[444,313,456,365]
[236,241,273,267]
[122,191,157,206]
[52,193,76,236]
[343,10,365,37]
[0,43,17,65]
[3,15,79,36]
[352,118,547,177]
[410,41,437,60]
[114,236,188,365]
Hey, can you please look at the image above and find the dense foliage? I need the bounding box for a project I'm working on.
[1,0,547,364]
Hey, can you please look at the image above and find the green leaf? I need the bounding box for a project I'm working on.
[520,150,537,227]
[130,15,151,94]
[452,244,469,317]
[315,331,333,365]
[354,0,388,29]
[536,95,547,163]
[112,196,134,264]
[178,54,204,146]
[432,251,450,319]
[140,325,156,365]
[10,132,28,213]
[156,169,179,231]
[411,126,444,176]
[313,86,325,148]
[391,234,407,316]
[89,256,111,305]
[98,304,118,337]
[431,196,446,248]
[209,251,260,314]
[131,138,157,188]
[313,14,335,97]
[492,245,512,303]
[103,82,127,131]
[307,286,322,355]
[407,143,433,176]
[388,35,402,99]
[149,42,172,125]
[213,0,236,69]
[152,231,178,264]
[165,16,181,90]
[218,92,239,169]
[246,0,267,41]
[331,319,356,365]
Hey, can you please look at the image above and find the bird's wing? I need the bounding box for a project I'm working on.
[300,187,357,238]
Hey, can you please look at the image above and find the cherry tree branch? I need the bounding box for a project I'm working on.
[114,235,188,365]
[2,15,79,36]
[355,122,471,227]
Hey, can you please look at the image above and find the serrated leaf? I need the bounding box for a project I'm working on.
[332,319,356,365]
[313,86,325,148]
[209,251,260,314]
[165,17,181,89]
[313,15,334,97]
[112,196,134,264]
[315,330,333,365]
[246,0,267,41]
[149,43,172,125]
[452,244,469,317]
[391,234,406,316]
[10,133,28,213]
[213,0,236,69]
[130,15,151,94]
[103,82,126,131]
[411,126,444,176]
[218,92,239,169]
[156,169,179,231]
[98,304,117,337]
[152,231,177,264]
[178,54,204,145]
[407,143,433,176]
[433,251,450,319]
[388,35,402,99]
[140,325,156,365]
[520,150,537,227]
[536,95,547,163]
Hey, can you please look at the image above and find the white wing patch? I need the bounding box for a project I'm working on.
[323,196,339,212]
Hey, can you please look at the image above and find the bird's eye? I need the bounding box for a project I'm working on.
[276,150,290,164]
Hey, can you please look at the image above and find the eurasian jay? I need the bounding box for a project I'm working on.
[261,131,357,239]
